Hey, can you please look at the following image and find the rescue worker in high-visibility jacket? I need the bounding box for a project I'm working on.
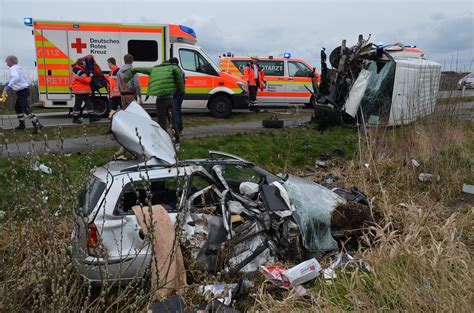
[244,57,265,107]
[71,58,100,124]
[107,57,121,117]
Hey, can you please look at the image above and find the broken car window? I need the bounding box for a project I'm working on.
[77,176,106,217]
[115,177,180,215]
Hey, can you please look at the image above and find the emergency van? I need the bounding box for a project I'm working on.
[220,56,319,107]
[29,20,248,117]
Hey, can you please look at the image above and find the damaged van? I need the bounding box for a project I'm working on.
[71,102,366,286]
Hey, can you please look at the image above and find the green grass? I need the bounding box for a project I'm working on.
[1,110,312,143]
[1,108,69,115]
[0,125,357,211]
[436,95,474,105]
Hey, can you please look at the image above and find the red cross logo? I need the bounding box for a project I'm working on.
[71,38,87,54]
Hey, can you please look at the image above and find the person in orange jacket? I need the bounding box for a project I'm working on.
[71,57,100,124]
[107,57,121,117]
[244,57,265,108]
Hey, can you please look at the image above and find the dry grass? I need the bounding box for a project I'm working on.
[250,113,474,311]
[0,106,473,311]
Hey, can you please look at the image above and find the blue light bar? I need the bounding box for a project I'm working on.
[283,52,291,58]
[226,52,232,57]
[24,17,33,26]
[179,25,196,37]
[405,45,417,48]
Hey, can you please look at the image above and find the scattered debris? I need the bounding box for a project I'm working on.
[260,258,321,288]
[315,160,327,168]
[323,253,372,280]
[411,159,421,167]
[0,210,5,220]
[32,162,53,174]
[418,173,441,182]
[462,184,474,195]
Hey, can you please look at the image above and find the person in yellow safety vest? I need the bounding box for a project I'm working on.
[107,57,121,118]
[244,57,265,108]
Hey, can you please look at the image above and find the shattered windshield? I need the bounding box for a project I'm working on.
[77,177,106,216]
[283,175,344,254]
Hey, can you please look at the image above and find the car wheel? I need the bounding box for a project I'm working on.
[209,95,232,118]
[92,97,109,117]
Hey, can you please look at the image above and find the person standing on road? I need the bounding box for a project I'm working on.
[124,59,185,147]
[4,55,43,133]
[71,58,100,124]
[107,57,121,117]
[244,57,265,110]
[117,54,142,109]
[170,57,185,134]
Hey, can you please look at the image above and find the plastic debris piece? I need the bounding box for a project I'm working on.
[293,285,308,297]
[284,258,321,287]
[260,258,321,288]
[315,160,327,167]
[418,173,440,182]
[239,182,259,198]
[322,253,373,280]
[228,201,245,215]
[198,283,235,306]
[32,162,52,174]
[411,159,421,167]
[462,184,474,195]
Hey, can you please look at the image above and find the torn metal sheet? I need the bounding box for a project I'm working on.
[322,253,373,280]
[344,69,371,118]
[111,101,176,165]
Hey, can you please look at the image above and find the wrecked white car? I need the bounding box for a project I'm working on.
[71,102,365,286]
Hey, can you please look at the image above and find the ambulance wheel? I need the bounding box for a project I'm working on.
[209,95,232,118]
[92,98,109,117]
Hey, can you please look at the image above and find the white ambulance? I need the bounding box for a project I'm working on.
[27,20,248,117]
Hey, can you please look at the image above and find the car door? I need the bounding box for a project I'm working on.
[258,60,286,104]
[176,46,219,109]
[286,60,314,104]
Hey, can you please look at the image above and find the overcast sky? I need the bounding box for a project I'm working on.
[1,0,473,81]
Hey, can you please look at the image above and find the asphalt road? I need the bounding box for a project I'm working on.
[0,108,311,130]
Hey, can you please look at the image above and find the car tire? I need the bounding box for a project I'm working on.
[92,97,110,117]
[262,119,284,128]
[209,95,232,118]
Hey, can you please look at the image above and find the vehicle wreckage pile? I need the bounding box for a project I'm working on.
[313,35,441,127]
[108,103,379,309]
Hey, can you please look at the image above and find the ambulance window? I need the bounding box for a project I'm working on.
[128,40,158,62]
[231,60,249,74]
[179,49,217,75]
[288,61,312,77]
[258,61,284,76]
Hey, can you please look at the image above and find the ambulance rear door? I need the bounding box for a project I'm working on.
[258,59,286,104]
[286,60,313,104]
[37,27,72,100]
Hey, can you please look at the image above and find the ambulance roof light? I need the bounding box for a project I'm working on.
[226,52,232,57]
[378,42,384,47]
[405,45,417,48]
[283,52,291,58]
[179,25,196,37]
[24,17,33,27]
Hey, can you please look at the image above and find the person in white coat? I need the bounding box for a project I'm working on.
[3,55,42,133]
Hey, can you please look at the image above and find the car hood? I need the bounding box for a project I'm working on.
[111,101,176,165]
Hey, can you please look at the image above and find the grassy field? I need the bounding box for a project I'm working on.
[0,112,473,311]
[1,109,312,142]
